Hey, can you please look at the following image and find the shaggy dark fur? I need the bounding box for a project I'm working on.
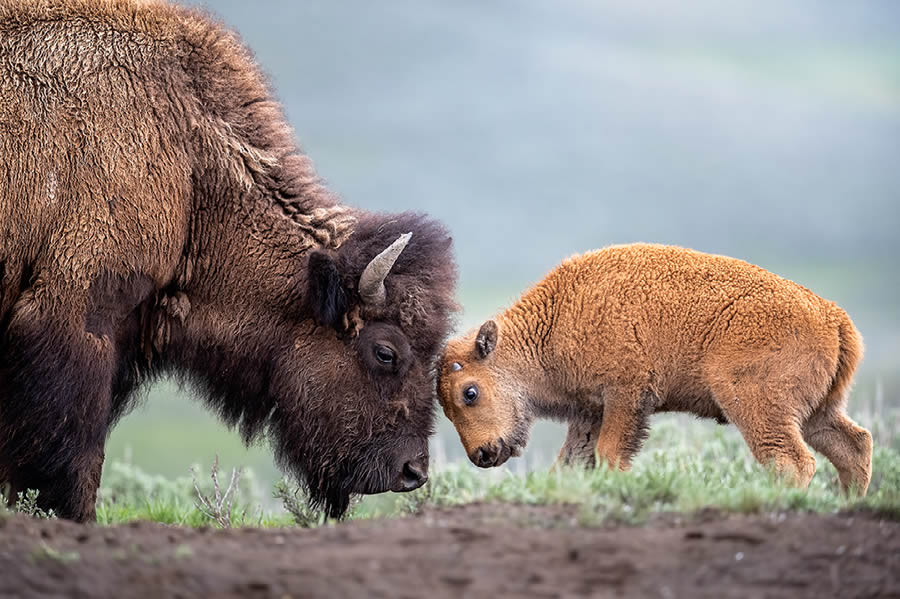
[0,0,457,520]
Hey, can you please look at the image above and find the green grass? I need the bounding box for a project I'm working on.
[16,419,898,528]
[93,459,294,527]
[384,421,900,525]
[5,418,898,528]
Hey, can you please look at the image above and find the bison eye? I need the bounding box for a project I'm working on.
[463,385,478,405]
[374,345,396,365]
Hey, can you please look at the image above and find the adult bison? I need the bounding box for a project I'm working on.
[0,0,457,521]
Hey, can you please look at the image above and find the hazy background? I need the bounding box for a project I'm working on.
[107,0,900,487]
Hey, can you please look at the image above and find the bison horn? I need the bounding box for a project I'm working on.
[358,232,412,306]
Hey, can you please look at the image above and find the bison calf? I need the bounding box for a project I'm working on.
[439,244,872,495]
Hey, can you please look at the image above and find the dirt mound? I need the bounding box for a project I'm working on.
[0,504,896,598]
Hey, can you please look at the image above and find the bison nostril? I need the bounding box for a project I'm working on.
[400,460,428,491]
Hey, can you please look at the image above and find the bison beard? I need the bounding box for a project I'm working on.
[0,1,456,520]
[279,431,433,519]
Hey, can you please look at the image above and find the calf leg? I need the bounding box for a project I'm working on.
[0,296,114,521]
[555,416,603,469]
[593,386,656,470]
[803,407,872,495]
[711,380,817,488]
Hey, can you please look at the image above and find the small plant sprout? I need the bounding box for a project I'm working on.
[272,480,327,527]
[15,489,56,520]
[191,455,245,528]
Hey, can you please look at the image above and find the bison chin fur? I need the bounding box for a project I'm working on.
[273,427,433,519]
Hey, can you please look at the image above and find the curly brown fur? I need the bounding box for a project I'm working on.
[439,244,872,496]
[0,0,457,520]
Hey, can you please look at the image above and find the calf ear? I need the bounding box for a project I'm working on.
[475,320,498,359]
[306,251,348,330]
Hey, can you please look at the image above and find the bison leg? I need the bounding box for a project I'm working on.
[555,416,603,469]
[803,407,872,496]
[592,386,657,470]
[0,297,114,521]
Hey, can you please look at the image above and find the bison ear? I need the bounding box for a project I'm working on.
[306,251,348,330]
[475,320,498,359]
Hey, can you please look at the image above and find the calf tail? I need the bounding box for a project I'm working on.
[825,309,864,409]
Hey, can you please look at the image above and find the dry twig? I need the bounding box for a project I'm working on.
[191,455,244,528]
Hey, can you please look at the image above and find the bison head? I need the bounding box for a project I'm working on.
[268,213,457,517]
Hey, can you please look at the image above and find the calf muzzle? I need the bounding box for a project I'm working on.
[470,438,514,468]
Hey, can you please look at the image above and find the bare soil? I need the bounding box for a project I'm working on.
[0,504,897,599]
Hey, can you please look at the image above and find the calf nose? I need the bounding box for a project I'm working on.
[399,457,428,491]
[470,446,496,468]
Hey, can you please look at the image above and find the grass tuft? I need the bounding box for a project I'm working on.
[30,542,79,564]
[95,457,292,527]
[271,479,327,527]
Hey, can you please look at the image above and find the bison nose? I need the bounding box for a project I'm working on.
[399,457,428,491]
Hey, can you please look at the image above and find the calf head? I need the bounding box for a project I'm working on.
[438,320,533,468]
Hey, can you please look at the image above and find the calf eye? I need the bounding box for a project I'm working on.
[463,385,478,405]
[374,345,396,365]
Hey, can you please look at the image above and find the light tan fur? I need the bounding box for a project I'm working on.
[439,244,872,495]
